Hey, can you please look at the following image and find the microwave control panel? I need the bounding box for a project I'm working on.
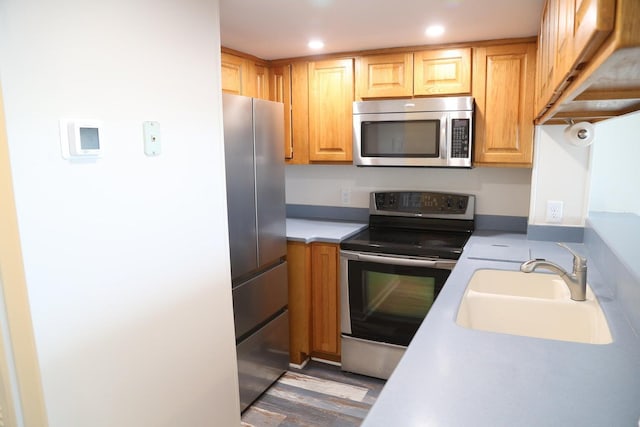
[451,119,470,158]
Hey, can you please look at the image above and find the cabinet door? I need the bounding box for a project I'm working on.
[287,241,311,365]
[270,65,293,159]
[308,59,354,162]
[571,0,615,67]
[555,0,575,85]
[536,0,559,115]
[414,48,471,95]
[310,243,340,360]
[473,43,537,166]
[249,63,270,100]
[221,52,248,95]
[356,53,413,98]
[289,62,310,164]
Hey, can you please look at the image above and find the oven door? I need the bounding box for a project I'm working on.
[340,250,454,347]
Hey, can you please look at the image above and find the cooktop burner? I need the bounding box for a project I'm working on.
[340,191,475,260]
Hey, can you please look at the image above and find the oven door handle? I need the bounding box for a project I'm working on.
[353,253,456,270]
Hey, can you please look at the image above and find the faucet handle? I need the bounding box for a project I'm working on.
[557,242,587,271]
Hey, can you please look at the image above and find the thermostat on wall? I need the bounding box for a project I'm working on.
[59,119,102,159]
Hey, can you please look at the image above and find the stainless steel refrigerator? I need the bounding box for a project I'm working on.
[222,93,289,412]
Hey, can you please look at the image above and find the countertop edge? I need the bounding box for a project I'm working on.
[286,218,368,244]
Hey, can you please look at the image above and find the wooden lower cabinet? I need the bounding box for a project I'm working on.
[287,241,341,365]
[310,242,340,361]
[287,241,311,365]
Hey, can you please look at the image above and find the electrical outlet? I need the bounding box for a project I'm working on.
[546,200,564,223]
[341,188,351,205]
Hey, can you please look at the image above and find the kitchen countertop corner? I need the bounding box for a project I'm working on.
[286,218,367,244]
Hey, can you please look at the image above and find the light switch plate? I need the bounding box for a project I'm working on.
[143,121,161,156]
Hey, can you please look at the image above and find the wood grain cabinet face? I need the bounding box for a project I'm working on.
[473,43,536,167]
[308,59,354,162]
[310,243,340,360]
[270,65,293,159]
[357,53,413,98]
[286,241,341,364]
[221,52,248,95]
[534,0,616,120]
[221,52,271,100]
[414,48,472,95]
[286,241,311,365]
[250,63,270,100]
[536,0,559,115]
[571,0,615,67]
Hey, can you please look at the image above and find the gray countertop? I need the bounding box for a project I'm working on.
[286,218,367,244]
[362,231,640,427]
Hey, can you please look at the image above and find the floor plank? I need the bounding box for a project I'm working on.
[241,360,386,426]
[278,372,369,402]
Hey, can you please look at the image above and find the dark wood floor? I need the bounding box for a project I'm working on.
[241,361,386,427]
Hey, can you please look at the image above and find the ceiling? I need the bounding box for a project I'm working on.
[219,0,545,60]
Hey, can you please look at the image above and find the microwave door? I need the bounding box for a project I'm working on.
[354,112,449,167]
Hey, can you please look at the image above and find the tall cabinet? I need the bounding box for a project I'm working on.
[472,43,537,166]
[307,59,354,162]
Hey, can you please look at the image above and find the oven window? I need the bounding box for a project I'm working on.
[361,120,440,157]
[347,260,450,346]
[364,271,434,320]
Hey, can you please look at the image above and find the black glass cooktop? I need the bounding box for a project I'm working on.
[340,227,472,260]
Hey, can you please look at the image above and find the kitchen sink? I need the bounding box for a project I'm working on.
[455,269,612,344]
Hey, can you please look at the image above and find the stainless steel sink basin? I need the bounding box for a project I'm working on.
[456,269,612,344]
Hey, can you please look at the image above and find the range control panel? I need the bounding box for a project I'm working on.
[372,191,475,219]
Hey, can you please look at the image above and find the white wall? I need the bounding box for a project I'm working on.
[528,125,592,226]
[286,165,532,216]
[0,1,240,426]
[589,110,640,214]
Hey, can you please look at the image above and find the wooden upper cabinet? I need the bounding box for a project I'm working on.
[307,58,354,162]
[535,0,619,122]
[250,63,270,100]
[221,52,248,95]
[270,64,293,159]
[571,0,615,67]
[555,0,574,85]
[221,51,270,99]
[414,48,471,95]
[356,53,413,98]
[473,43,537,166]
[289,62,310,164]
[536,0,559,114]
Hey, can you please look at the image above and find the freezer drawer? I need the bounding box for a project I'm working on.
[232,261,288,340]
[237,310,289,412]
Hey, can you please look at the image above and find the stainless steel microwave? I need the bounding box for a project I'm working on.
[352,97,474,167]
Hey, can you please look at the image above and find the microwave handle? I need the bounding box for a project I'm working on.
[351,252,456,270]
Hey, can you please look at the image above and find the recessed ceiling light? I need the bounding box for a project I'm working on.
[308,39,325,50]
[425,25,445,37]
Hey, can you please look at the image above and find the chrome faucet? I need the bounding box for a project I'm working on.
[520,243,587,301]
